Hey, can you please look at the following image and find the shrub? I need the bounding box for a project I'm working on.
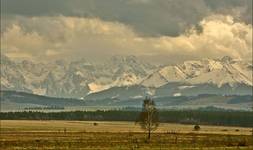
[237,139,247,147]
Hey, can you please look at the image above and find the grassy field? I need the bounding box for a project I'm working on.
[0,120,253,149]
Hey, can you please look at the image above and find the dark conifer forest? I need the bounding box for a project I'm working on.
[1,110,252,127]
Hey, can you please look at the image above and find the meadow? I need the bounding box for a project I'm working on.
[0,120,252,149]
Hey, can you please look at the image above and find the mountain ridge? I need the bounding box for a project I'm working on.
[1,55,252,99]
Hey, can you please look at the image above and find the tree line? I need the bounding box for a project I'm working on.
[1,109,252,127]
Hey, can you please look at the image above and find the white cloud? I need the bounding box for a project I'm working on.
[1,15,252,63]
[152,15,252,61]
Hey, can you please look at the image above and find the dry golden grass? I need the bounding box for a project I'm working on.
[1,120,252,135]
[0,120,253,149]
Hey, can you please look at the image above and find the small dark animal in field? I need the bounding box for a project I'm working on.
[93,122,98,126]
[194,125,201,131]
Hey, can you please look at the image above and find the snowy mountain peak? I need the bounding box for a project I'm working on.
[142,57,252,88]
[1,55,252,98]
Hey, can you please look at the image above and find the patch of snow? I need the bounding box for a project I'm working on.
[88,83,110,93]
[1,78,13,88]
[207,59,223,70]
[111,95,119,99]
[178,85,196,90]
[159,66,187,82]
[144,88,156,96]
[131,95,143,99]
[32,88,46,95]
[173,93,182,97]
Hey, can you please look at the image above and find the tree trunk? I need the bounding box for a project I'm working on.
[148,129,151,140]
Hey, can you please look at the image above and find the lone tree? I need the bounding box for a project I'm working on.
[137,97,159,140]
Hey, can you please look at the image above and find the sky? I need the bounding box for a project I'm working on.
[1,0,252,64]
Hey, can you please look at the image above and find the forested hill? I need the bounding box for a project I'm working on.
[1,90,86,107]
[1,90,252,111]
[1,110,252,127]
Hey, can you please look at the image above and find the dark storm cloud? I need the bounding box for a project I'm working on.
[1,0,252,36]
[204,0,252,24]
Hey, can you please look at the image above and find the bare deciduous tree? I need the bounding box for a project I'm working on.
[137,97,159,140]
[252,102,253,136]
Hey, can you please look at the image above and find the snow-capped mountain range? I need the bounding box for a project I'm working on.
[1,55,252,99]
[142,56,252,88]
